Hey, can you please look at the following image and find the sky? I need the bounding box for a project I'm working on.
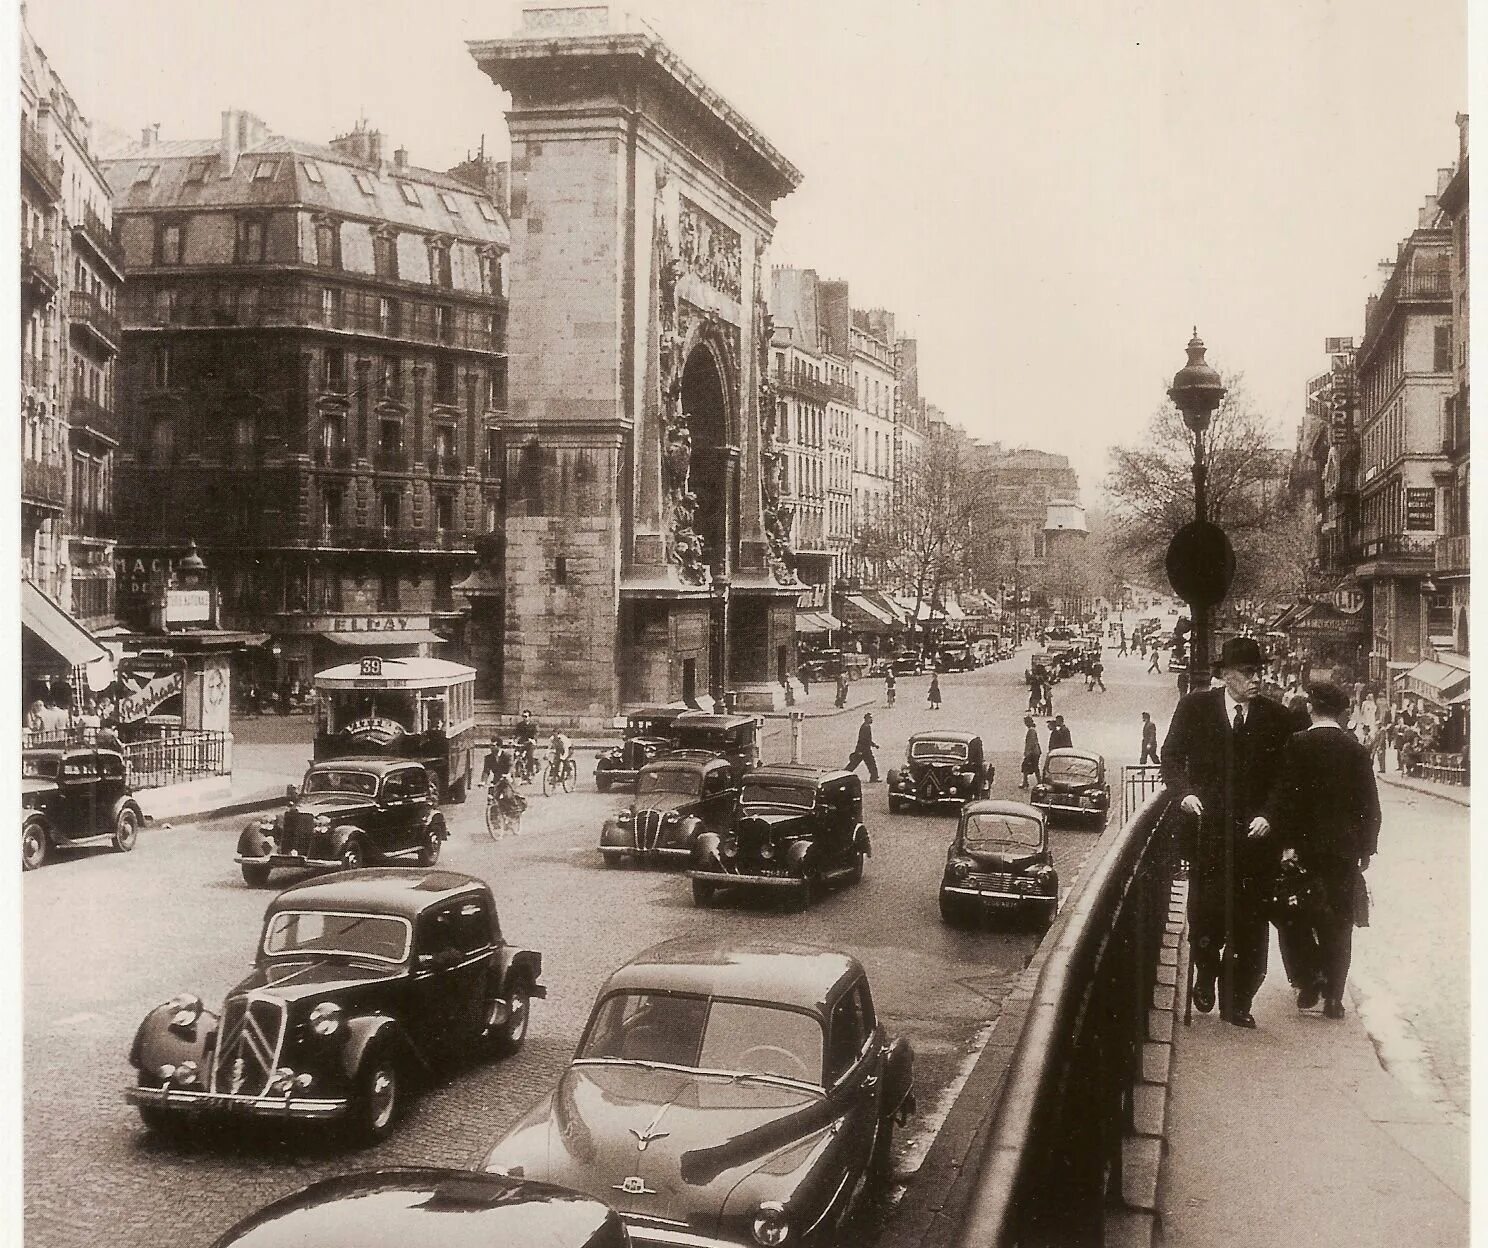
[20,0,1469,500]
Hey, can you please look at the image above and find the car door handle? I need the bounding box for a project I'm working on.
[862,1074,879,1089]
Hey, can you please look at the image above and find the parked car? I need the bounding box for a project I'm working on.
[1030,749,1111,827]
[670,712,762,778]
[599,753,739,868]
[205,1169,629,1248]
[126,868,545,1143]
[935,643,976,673]
[938,800,1059,930]
[887,731,993,813]
[890,650,925,676]
[594,706,687,792]
[799,648,844,681]
[479,936,915,1247]
[236,758,448,887]
[689,765,870,909]
[21,744,146,871]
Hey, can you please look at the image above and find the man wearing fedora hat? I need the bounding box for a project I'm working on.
[1161,636,1293,1028]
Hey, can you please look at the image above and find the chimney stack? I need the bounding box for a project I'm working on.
[221,109,239,175]
[393,146,408,169]
[140,127,153,148]
[1419,195,1440,227]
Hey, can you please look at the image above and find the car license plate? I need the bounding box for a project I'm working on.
[982,897,1019,910]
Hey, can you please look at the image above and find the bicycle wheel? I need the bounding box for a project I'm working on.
[561,759,576,793]
[485,798,501,840]
[541,765,555,797]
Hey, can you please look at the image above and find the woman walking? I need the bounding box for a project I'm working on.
[927,673,942,711]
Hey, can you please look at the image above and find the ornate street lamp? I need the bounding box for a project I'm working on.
[1167,331,1228,687]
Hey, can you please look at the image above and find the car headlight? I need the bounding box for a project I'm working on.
[759,843,774,860]
[722,839,737,858]
[619,810,633,822]
[309,1001,344,1038]
[172,1060,200,1086]
[168,993,203,1029]
[948,858,970,880]
[752,1202,790,1246]
[665,811,681,824]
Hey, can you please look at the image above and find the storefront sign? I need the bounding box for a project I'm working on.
[276,615,433,635]
[1331,587,1365,615]
[165,589,211,624]
[1406,488,1437,531]
[117,670,184,722]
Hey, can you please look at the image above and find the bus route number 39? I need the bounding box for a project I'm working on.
[359,657,383,677]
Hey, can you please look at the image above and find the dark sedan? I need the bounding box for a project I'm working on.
[887,732,993,813]
[939,800,1059,931]
[480,937,914,1248]
[1030,748,1111,827]
[599,754,738,868]
[205,1168,629,1248]
[22,744,145,870]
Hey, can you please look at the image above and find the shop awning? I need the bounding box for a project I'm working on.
[321,629,447,647]
[22,580,106,666]
[1395,659,1469,705]
[842,594,895,627]
[795,611,832,634]
[816,611,843,630]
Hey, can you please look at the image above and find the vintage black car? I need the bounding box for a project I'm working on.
[206,1168,629,1248]
[599,753,739,868]
[670,712,762,779]
[236,758,448,887]
[887,732,993,813]
[127,869,545,1143]
[594,705,687,792]
[1031,748,1111,827]
[890,650,926,676]
[939,800,1059,930]
[689,766,869,909]
[480,936,914,1248]
[934,643,976,673]
[22,745,146,871]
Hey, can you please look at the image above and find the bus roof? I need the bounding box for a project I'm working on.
[314,656,477,690]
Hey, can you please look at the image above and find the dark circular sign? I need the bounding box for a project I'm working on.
[1165,521,1235,608]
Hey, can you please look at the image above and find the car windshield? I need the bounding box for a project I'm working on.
[578,992,824,1085]
[911,740,969,762]
[302,769,379,796]
[637,769,701,797]
[22,755,59,779]
[262,910,410,963]
[674,729,743,753]
[1047,756,1100,784]
[963,812,1044,852]
[741,782,815,809]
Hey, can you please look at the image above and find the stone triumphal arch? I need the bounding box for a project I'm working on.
[470,6,804,719]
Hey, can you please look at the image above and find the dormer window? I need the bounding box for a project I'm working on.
[252,160,279,181]
[476,199,498,222]
[439,191,461,214]
[428,238,452,288]
[353,172,375,195]
[397,181,421,207]
[301,160,323,184]
[133,164,158,186]
[184,159,209,183]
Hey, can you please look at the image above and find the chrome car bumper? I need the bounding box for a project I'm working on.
[1031,797,1107,814]
[622,1225,735,1248]
[236,852,343,869]
[688,868,803,889]
[127,1084,348,1119]
[602,845,692,860]
[942,885,1056,906]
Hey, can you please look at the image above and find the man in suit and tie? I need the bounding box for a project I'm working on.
[1161,637,1293,1027]
[1139,711,1160,764]
[1263,680,1381,1020]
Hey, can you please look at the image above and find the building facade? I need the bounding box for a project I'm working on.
[1436,113,1469,658]
[1353,177,1456,681]
[103,112,511,693]
[21,15,124,630]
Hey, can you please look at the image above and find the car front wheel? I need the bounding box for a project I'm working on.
[349,1050,400,1145]
[417,832,441,867]
[492,981,531,1056]
[22,820,48,871]
[339,839,366,871]
[113,807,140,854]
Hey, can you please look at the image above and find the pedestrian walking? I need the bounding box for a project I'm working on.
[1019,715,1041,788]
[1264,681,1381,1020]
[846,712,880,782]
[1090,656,1106,692]
[885,669,897,708]
[1026,669,1043,713]
[1117,631,1128,657]
[1049,716,1072,750]
[835,670,849,709]
[1367,723,1388,775]
[1147,647,1163,674]
[1161,637,1293,1028]
[1139,711,1160,764]
[798,662,812,695]
[927,674,942,711]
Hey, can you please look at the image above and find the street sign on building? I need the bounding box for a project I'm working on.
[1406,488,1437,530]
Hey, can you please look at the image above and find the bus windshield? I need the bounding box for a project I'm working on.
[328,689,417,735]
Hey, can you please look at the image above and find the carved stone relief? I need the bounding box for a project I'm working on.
[655,204,708,585]
[678,198,742,300]
[755,244,796,584]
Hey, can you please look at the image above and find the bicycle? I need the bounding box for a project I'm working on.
[484,781,525,839]
[511,743,538,785]
[541,752,578,796]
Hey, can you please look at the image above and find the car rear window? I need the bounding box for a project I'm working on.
[740,781,814,809]
[637,768,701,797]
[22,755,58,779]
[263,910,410,963]
[302,769,378,796]
[1046,756,1100,783]
[578,991,824,1085]
[963,812,1043,852]
[911,740,969,762]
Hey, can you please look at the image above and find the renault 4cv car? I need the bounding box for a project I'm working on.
[236,758,447,887]
[126,869,545,1144]
[22,745,146,871]
[938,800,1059,931]
[206,1169,630,1248]
[1031,748,1111,827]
[600,754,739,869]
[670,712,762,779]
[887,732,993,813]
[480,936,915,1248]
[595,706,687,792]
[689,766,869,910]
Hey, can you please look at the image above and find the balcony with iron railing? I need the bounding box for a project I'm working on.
[73,203,126,276]
[22,460,66,509]
[314,524,477,553]
[428,452,464,477]
[21,236,58,300]
[21,352,52,392]
[1435,532,1470,574]
[69,394,120,444]
[21,121,62,198]
[69,291,121,353]
[68,506,116,540]
[775,370,855,406]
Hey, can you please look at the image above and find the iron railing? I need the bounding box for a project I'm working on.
[1360,533,1435,560]
[954,790,1179,1247]
[124,730,230,788]
[74,203,125,273]
[21,120,63,197]
[21,237,58,295]
[69,290,121,351]
[1120,765,1166,823]
[22,460,67,506]
[69,394,120,443]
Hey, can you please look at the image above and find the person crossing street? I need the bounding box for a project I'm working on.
[1019,715,1042,788]
[1147,647,1163,674]
[1139,711,1160,764]
[846,712,880,782]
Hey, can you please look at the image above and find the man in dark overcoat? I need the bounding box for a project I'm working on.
[1160,637,1293,1028]
[1263,681,1380,1019]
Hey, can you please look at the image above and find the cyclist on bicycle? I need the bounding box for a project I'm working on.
[547,729,573,781]
[480,737,509,786]
[514,710,538,778]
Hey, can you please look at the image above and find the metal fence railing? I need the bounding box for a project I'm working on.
[953,789,1179,1247]
[1121,764,1166,822]
[21,727,229,789]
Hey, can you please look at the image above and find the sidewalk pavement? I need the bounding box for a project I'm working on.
[1376,768,1470,809]
[1159,935,1469,1248]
